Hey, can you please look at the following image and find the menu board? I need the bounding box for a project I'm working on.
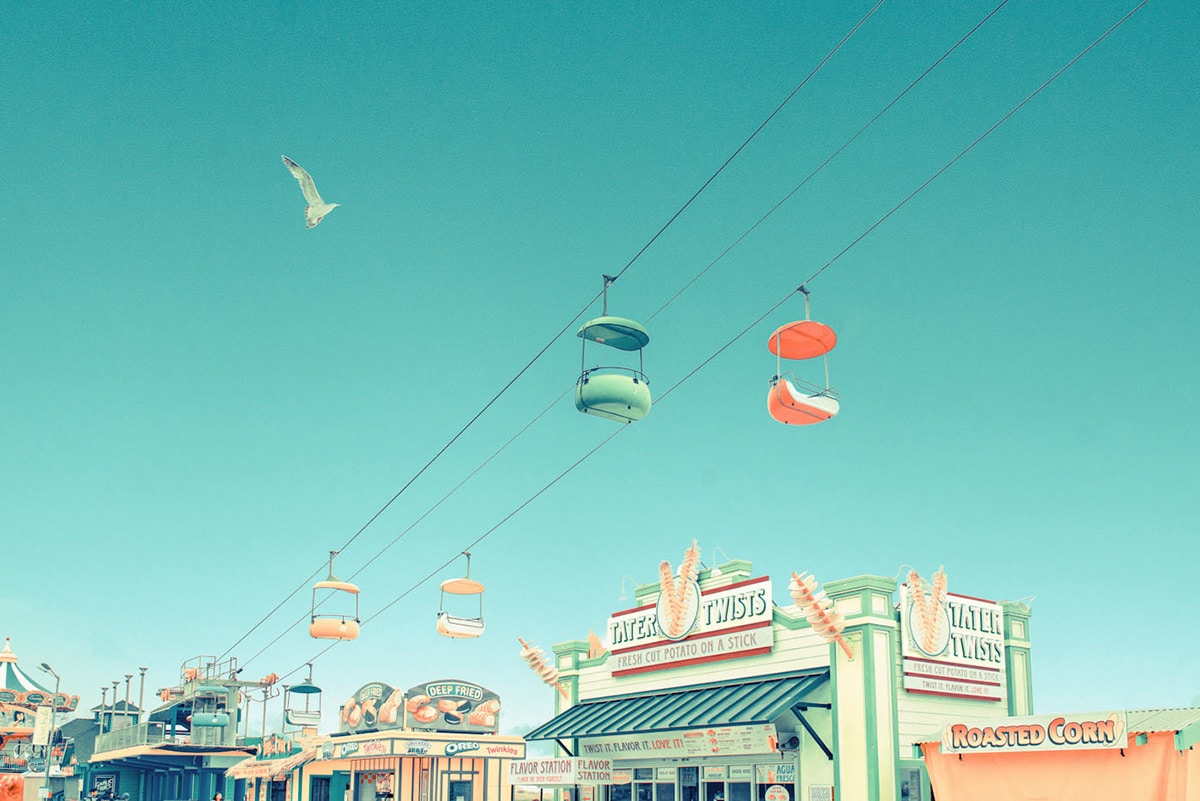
[578,724,777,759]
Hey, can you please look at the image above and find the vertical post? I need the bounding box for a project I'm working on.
[124,675,133,731]
[99,687,109,736]
[39,664,61,801]
[111,682,120,731]
[137,668,148,725]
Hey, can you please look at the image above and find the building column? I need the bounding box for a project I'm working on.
[1000,601,1033,716]
[824,575,900,801]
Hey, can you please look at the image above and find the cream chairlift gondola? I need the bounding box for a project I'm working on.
[767,287,840,425]
[309,550,361,640]
[437,551,485,639]
[575,275,651,423]
[284,663,322,729]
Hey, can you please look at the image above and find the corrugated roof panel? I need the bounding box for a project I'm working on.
[1127,708,1200,734]
[525,670,829,741]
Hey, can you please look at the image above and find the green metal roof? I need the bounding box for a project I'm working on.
[1127,708,1200,734]
[524,670,829,741]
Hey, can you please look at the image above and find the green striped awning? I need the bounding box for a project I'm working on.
[525,670,829,741]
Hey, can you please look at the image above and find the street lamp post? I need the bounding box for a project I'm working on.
[137,668,148,725]
[39,663,60,801]
[123,675,132,730]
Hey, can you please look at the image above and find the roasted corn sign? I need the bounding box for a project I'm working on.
[941,712,1128,754]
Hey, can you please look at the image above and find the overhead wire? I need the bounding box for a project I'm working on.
[237,385,575,672]
[217,4,886,665]
[274,0,1148,683]
[609,0,887,285]
[647,0,1012,323]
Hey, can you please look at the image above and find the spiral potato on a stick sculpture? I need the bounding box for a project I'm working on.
[659,539,702,638]
[908,567,948,654]
[519,637,568,698]
[789,571,853,659]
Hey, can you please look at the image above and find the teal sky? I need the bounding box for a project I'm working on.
[3,0,1197,734]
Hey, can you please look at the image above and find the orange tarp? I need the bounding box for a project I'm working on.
[922,732,1199,801]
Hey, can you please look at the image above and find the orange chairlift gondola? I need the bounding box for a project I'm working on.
[283,663,322,729]
[576,275,651,423]
[437,551,485,639]
[767,286,840,425]
[309,550,361,640]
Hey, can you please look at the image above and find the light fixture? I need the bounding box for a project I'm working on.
[710,547,732,577]
[618,575,637,601]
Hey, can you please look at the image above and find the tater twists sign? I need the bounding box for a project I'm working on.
[941,712,1127,753]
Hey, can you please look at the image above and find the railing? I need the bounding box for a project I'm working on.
[578,365,649,385]
[94,722,169,754]
[94,720,237,755]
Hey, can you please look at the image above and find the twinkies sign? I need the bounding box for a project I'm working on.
[941,712,1127,754]
[607,576,772,676]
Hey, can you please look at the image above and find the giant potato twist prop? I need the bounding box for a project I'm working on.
[519,638,568,699]
[789,571,853,660]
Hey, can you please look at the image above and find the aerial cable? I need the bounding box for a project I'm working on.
[800,0,1147,290]
[217,295,600,664]
[648,0,1012,323]
[611,0,887,285]
[219,8,883,662]
[275,423,629,683]
[244,2,1145,680]
[271,0,1147,683]
[234,386,575,672]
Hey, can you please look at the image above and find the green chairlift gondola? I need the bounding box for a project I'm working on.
[191,685,230,727]
[576,275,651,423]
[284,664,322,728]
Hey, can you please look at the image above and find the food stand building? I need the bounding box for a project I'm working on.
[522,552,1034,801]
[228,680,526,801]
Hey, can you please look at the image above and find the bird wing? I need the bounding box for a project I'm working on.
[281,155,326,206]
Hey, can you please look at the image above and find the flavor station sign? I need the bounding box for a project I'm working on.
[607,576,773,676]
[578,723,778,759]
[508,758,612,786]
[941,712,1128,754]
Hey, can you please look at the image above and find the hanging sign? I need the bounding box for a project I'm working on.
[508,758,612,786]
[32,707,52,746]
[941,712,1128,754]
[607,576,773,676]
[404,680,501,734]
[578,723,777,759]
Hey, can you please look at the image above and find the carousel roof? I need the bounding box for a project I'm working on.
[0,638,79,711]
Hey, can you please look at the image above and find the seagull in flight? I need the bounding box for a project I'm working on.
[281,155,340,229]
